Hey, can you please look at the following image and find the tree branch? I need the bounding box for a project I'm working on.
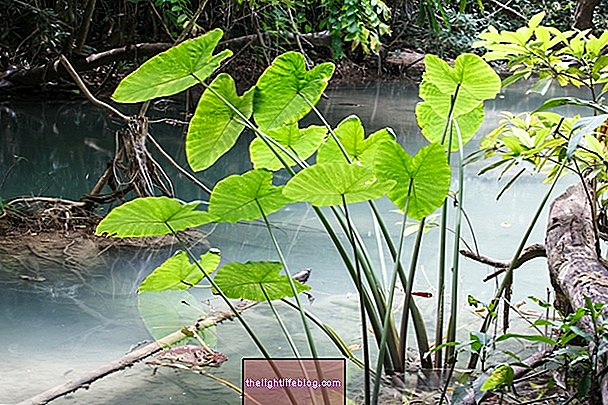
[460,243,546,282]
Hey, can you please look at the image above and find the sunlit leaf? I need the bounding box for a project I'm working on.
[250,123,326,170]
[208,169,291,222]
[481,364,514,391]
[96,197,215,238]
[254,52,334,130]
[139,250,220,292]
[375,142,450,219]
[316,115,394,165]
[113,29,232,103]
[283,162,394,206]
[213,261,310,301]
[416,102,484,151]
[187,73,254,171]
[568,114,608,158]
[419,81,480,118]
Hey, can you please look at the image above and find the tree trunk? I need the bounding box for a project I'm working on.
[573,0,600,30]
[545,181,608,403]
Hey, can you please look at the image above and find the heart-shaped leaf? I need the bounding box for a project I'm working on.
[138,290,216,344]
[317,115,394,166]
[423,53,501,102]
[416,102,484,151]
[208,169,292,222]
[419,81,481,118]
[213,261,310,301]
[187,73,254,171]
[250,123,326,170]
[96,197,216,238]
[283,162,394,206]
[139,250,221,293]
[375,142,451,219]
[253,52,334,130]
[113,29,232,103]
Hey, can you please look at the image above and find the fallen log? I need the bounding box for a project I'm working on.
[545,181,608,403]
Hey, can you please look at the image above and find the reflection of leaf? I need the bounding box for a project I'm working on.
[213,261,310,301]
[138,290,216,346]
[113,29,231,103]
[375,142,450,219]
[254,52,334,130]
[139,250,220,292]
[283,162,394,206]
[96,197,216,238]
[250,123,326,170]
[208,170,291,222]
[187,74,254,171]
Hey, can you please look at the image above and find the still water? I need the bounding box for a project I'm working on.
[0,82,579,404]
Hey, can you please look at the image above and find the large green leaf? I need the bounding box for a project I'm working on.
[317,115,394,166]
[481,364,515,391]
[416,102,484,151]
[187,73,254,171]
[213,261,310,301]
[419,81,480,118]
[253,52,335,130]
[139,250,221,293]
[96,197,215,238]
[283,162,394,206]
[208,169,291,222]
[375,142,451,219]
[112,29,232,103]
[423,53,501,102]
[249,123,326,170]
[138,290,216,344]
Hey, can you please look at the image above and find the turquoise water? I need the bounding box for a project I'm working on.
[0,82,580,403]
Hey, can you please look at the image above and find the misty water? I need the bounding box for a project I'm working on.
[0,81,581,404]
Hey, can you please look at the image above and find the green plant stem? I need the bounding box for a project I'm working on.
[467,162,566,370]
[342,194,371,405]
[372,180,413,405]
[259,283,300,357]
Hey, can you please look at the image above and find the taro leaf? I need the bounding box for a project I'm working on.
[113,29,232,103]
[138,290,216,345]
[419,81,480,119]
[416,102,484,151]
[96,197,216,238]
[283,162,395,206]
[213,261,310,301]
[139,250,221,293]
[316,115,395,165]
[423,53,501,103]
[250,123,326,170]
[375,142,450,219]
[253,52,335,130]
[208,169,291,222]
[481,364,514,391]
[187,74,254,171]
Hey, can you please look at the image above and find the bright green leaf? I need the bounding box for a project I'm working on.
[139,250,220,292]
[481,364,515,391]
[187,74,254,171]
[208,169,291,222]
[213,261,310,301]
[113,29,232,103]
[254,52,335,130]
[96,197,216,238]
[375,142,451,219]
[250,123,327,170]
[416,102,484,151]
[495,333,557,346]
[317,115,394,165]
[419,81,480,118]
[283,162,395,206]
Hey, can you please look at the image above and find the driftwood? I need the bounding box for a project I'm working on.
[545,181,608,403]
[460,243,546,282]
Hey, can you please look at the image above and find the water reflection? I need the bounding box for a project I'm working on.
[0,81,584,403]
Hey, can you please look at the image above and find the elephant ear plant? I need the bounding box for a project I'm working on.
[95,28,500,403]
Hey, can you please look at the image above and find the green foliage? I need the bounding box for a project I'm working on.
[112,29,232,103]
[208,170,292,223]
[481,364,514,392]
[375,142,451,219]
[283,162,394,206]
[213,261,311,301]
[253,52,334,130]
[186,74,255,171]
[96,197,215,237]
[139,250,220,292]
